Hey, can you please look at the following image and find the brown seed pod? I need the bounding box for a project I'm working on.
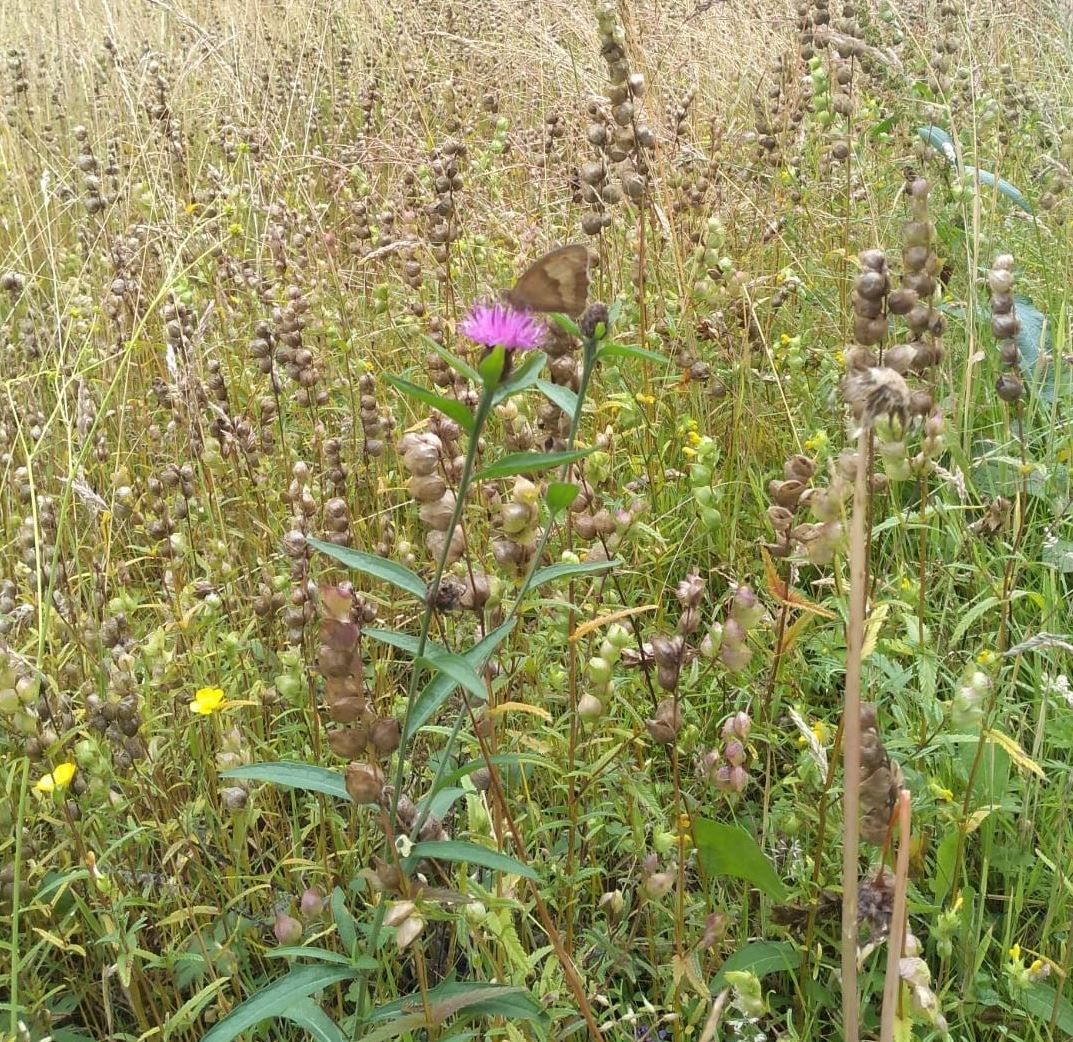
[859,704,903,845]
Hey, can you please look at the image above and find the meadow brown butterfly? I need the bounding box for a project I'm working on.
[505,244,590,317]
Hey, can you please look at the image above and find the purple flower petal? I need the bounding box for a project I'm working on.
[459,301,547,351]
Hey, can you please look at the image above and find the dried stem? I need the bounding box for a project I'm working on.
[880,790,912,1042]
[841,427,870,1042]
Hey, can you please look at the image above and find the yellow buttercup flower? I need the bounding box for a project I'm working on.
[35,761,77,793]
[191,686,226,715]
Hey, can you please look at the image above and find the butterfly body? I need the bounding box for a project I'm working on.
[505,244,590,317]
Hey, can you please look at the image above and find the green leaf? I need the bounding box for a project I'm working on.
[1016,295,1064,401]
[356,1013,427,1042]
[711,940,801,992]
[1018,980,1073,1034]
[546,481,580,513]
[528,558,618,590]
[363,627,433,657]
[597,341,669,365]
[416,651,488,703]
[478,344,507,387]
[422,336,480,384]
[282,999,347,1042]
[441,752,546,787]
[265,947,354,966]
[366,981,547,1026]
[306,539,427,600]
[385,374,474,433]
[331,887,357,954]
[968,165,1032,213]
[932,829,958,902]
[492,350,547,404]
[694,820,789,901]
[549,313,582,338]
[477,448,593,481]
[201,964,360,1042]
[220,762,347,800]
[916,124,955,158]
[404,620,515,742]
[535,378,578,417]
[406,839,539,881]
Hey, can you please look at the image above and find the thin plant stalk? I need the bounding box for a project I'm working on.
[880,790,912,1042]
[841,427,870,1042]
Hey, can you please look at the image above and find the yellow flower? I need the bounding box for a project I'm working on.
[976,649,997,667]
[35,761,77,794]
[1009,943,1022,963]
[191,686,226,715]
[634,392,656,406]
[804,430,829,454]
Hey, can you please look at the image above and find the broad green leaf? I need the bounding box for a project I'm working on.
[220,762,347,800]
[331,887,357,954]
[492,350,547,404]
[282,998,347,1042]
[404,620,515,741]
[711,940,801,992]
[597,341,669,365]
[265,947,353,966]
[528,558,618,590]
[416,652,487,703]
[932,829,958,903]
[419,786,466,821]
[694,820,789,901]
[201,964,360,1042]
[307,539,427,600]
[406,839,538,881]
[549,313,582,338]
[363,627,435,657]
[1016,294,1063,401]
[366,981,547,1026]
[968,165,1032,213]
[546,481,580,513]
[916,124,955,160]
[535,377,578,417]
[422,336,480,383]
[385,374,474,433]
[358,1013,426,1042]
[477,448,593,482]
[1018,980,1073,1034]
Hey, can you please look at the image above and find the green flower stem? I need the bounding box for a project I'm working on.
[409,334,599,841]
[352,379,497,1030]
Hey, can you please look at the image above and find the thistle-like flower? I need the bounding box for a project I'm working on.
[459,301,547,351]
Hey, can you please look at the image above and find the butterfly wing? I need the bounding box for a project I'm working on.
[507,244,590,316]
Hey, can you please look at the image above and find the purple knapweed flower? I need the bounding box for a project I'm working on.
[459,301,546,351]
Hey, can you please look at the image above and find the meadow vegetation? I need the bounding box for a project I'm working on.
[2,0,1073,1039]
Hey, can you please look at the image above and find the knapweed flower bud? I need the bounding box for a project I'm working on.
[273,912,303,945]
[580,301,609,339]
